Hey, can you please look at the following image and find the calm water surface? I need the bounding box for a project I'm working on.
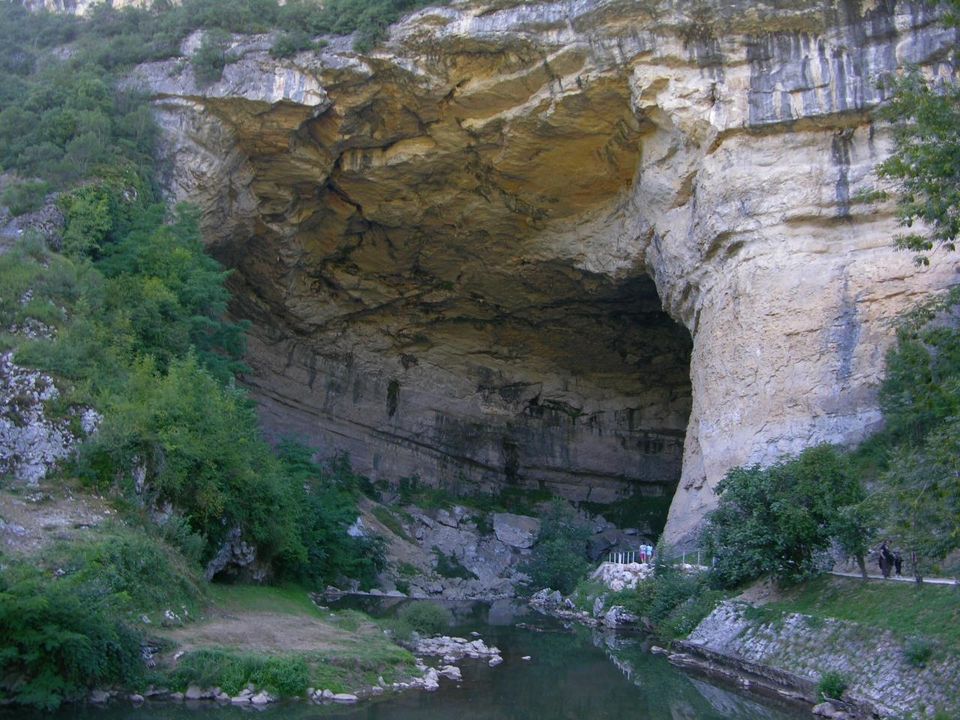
[15,598,807,720]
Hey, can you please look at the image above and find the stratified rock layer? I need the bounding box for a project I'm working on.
[129,0,959,545]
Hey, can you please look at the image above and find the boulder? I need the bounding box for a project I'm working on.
[332,693,359,703]
[438,665,462,681]
[592,595,607,618]
[493,513,541,549]
[602,605,640,627]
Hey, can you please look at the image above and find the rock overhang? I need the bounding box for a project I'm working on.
[131,0,959,546]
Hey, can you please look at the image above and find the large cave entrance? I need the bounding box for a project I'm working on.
[174,38,696,534]
[241,256,692,535]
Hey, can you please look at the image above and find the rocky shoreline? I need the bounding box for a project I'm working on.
[81,630,506,709]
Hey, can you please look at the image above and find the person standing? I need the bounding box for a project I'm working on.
[878,542,893,579]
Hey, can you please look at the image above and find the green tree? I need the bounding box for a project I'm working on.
[703,445,867,588]
[80,355,304,565]
[875,1,960,262]
[522,499,591,594]
[874,289,960,579]
[881,419,960,581]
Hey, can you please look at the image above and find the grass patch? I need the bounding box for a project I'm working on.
[43,525,205,622]
[372,505,412,542]
[765,575,960,648]
[817,670,849,701]
[164,584,417,696]
[206,583,322,617]
[168,643,416,697]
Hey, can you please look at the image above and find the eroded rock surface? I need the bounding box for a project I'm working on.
[129,0,959,545]
[0,352,100,485]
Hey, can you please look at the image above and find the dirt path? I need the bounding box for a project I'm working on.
[828,570,959,586]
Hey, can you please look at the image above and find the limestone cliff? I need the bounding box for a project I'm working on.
[125,0,958,547]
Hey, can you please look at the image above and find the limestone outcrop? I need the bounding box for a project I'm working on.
[125,0,958,546]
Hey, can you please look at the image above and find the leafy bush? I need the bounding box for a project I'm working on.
[904,637,934,668]
[876,66,960,259]
[77,355,305,566]
[433,547,476,580]
[0,562,144,710]
[817,670,848,700]
[1,181,51,216]
[702,445,867,588]
[521,499,591,594]
[191,29,235,85]
[396,602,452,636]
[270,29,322,59]
[275,444,387,589]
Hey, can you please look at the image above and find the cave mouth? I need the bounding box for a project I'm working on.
[244,258,692,535]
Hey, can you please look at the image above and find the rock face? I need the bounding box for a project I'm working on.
[492,513,540,549]
[0,352,100,486]
[685,601,960,717]
[128,0,959,545]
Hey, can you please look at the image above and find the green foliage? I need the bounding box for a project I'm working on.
[0,528,197,711]
[270,29,324,59]
[0,564,144,710]
[872,289,960,574]
[170,650,310,696]
[0,50,155,191]
[703,445,867,588]
[372,505,412,541]
[275,444,387,589]
[1,180,51,216]
[191,29,235,85]
[79,356,303,564]
[877,69,960,261]
[43,528,204,615]
[432,547,476,580]
[904,637,934,668]
[659,588,726,639]
[879,288,960,445]
[521,499,591,594]
[396,601,452,636]
[817,670,848,701]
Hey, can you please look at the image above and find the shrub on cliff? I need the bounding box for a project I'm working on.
[876,59,960,260]
[703,445,868,588]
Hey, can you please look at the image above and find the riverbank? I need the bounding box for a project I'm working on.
[528,570,960,719]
